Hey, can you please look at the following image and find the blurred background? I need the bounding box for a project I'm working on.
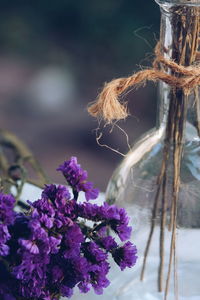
[0,0,161,190]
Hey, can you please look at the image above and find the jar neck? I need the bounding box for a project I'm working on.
[156,0,200,5]
[156,2,200,128]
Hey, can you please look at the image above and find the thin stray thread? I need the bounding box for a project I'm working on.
[95,128,125,157]
[94,121,131,157]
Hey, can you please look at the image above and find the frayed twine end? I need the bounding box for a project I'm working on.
[88,78,129,123]
[88,42,200,123]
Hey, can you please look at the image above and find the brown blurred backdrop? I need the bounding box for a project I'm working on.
[0,0,161,190]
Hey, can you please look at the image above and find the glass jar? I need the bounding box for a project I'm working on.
[106,0,200,299]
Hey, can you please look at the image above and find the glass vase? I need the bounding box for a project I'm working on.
[106,0,200,299]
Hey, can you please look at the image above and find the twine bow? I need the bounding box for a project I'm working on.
[88,43,200,123]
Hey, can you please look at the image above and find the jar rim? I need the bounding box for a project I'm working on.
[155,0,200,6]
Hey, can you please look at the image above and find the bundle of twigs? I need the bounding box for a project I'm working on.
[141,6,200,299]
[88,3,200,299]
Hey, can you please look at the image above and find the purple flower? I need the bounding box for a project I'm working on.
[78,202,132,241]
[63,223,84,259]
[49,235,62,254]
[82,242,107,263]
[71,256,89,282]
[13,253,47,298]
[100,203,132,241]
[0,193,15,256]
[57,157,99,201]
[40,184,78,227]
[51,265,64,283]
[0,193,15,225]
[30,197,55,218]
[20,213,61,257]
[78,281,91,293]
[77,202,100,221]
[0,158,137,299]
[99,236,118,251]
[19,239,39,254]
[88,261,110,295]
[0,225,10,256]
[112,241,138,270]
[42,184,71,207]
[60,285,73,298]
[115,208,132,241]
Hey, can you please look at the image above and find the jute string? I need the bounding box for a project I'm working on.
[88,43,200,123]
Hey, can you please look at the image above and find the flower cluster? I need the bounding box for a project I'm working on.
[0,193,15,256]
[0,157,137,300]
[57,156,99,200]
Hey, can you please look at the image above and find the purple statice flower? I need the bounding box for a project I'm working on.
[69,256,89,286]
[115,207,132,241]
[60,285,73,298]
[0,158,137,299]
[20,209,62,256]
[51,265,64,283]
[42,184,71,206]
[80,242,110,295]
[30,197,55,219]
[82,241,108,263]
[88,261,110,295]
[12,205,62,298]
[27,197,55,230]
[100,203,132,241]
[0,225,10,256]
[98,236,118,251]
[57,157,99,201]
[77,202,101,221]
[0,193,15,225]
[0,193,15,256]
[112,241,137,271]
[78,281,91,293]
[14,225,50,297]
[19,238,39,254]
[13,253,47,298]
[78,201,132,241]
[63,223,84,259]
[50,255,89,298]
[40,184,77,226]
